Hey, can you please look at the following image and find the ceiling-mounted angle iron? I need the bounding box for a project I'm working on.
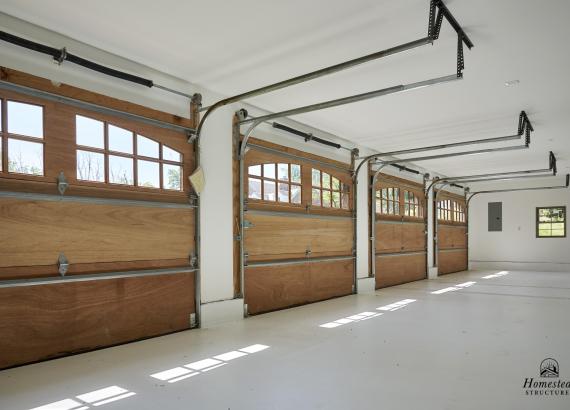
[425,150,556,194]
[356,111,534,180]
[196,0,472,140]
[466,174,570,206]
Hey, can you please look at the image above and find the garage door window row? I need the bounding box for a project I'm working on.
[75,115,183,190]
[376,187,424,218]
[248,163,302,204]
[247,163,350,209]
[0,99,184,191]
[437,199,466,222]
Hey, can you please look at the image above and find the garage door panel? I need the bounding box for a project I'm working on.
[245,260,353,315]
[438,225,467,250]
[451,227,467,248]
[245,213,352,262]
[376,253,426,289]
[437,225,455,249]
[0,272,195,369]
[0,199,195,268]
[401,223,426,252]
[438,249,468,275]
[245,265,311,314]
[375,221,402,253]
[308,260,354,302]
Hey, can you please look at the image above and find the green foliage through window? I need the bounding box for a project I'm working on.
[537,207,566,238]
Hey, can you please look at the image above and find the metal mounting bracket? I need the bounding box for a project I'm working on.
[188,195,199,207]
[187,131,198,143]
[189,313,197,328]
[189,252,198,269]
[57,171,69,195]
[243,220,254,229]
[236,109,248,122]
[191,93,203,106]
[54,47,67,65]
[58,252,69,276]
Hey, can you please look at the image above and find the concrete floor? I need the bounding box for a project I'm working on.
[1,269,569,410]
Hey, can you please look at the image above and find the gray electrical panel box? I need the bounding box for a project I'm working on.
[488,202,502,232]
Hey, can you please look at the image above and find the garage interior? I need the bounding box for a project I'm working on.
[0,1,569,409]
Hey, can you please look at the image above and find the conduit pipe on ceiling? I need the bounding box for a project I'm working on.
[195,0,472,139]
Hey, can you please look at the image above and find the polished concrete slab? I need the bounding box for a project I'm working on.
[1,269,569,410]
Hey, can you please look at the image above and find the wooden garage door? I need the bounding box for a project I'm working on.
[436,192,468,275]
[241,138,354,315]
[0,70,197,369]
[373,174,427,288]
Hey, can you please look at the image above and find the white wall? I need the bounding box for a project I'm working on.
[469,186,570,272]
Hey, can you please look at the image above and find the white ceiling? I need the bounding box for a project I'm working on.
[1,0,569,177]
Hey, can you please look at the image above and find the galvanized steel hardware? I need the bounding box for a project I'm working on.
[57,172,69,195]
[189,253,198,269]
[0,267,200,289]
[57,252,69,276]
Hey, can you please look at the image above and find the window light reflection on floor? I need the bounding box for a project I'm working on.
[150,344,269,384]
[456,281,476,288]
[319,311,381,329]
[29,386,136,410]
[431,287,458,294]
[482,271,510,279]
[431,282,477,294]
[377,299,417,311]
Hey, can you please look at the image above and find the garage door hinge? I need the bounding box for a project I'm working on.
[244,252,249,264]
[58,252,69,276]
[189,253,198,268]
[57,172,69,195]
[188,195,199,206]
[189,313,197,328]
[305,248,312,258]
[243,220,254,229]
